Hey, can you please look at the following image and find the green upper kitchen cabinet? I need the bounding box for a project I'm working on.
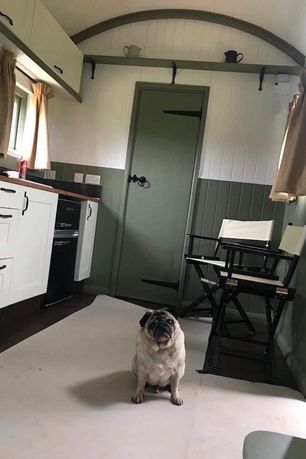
[0,0,35,44]
[29,0,83,93]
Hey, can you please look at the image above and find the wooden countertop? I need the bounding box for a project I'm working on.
[0,175,101,202]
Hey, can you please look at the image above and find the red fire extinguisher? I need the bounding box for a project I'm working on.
[18,158,27,179]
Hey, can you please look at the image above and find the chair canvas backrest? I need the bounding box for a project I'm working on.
[218,219,274,242]
[279,225,306,255]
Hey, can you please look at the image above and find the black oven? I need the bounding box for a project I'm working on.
[43,199,80,307]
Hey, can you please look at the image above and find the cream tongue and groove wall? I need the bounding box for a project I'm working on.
[48,17,298,185]
[42,0,306,56]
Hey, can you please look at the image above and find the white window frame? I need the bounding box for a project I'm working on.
[8,86,28,159]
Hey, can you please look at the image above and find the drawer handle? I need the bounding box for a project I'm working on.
[54,64,64,75]
[0,214,13,219]
[0,187,16,193]
[0,265,7,271]
[0,11,14,26]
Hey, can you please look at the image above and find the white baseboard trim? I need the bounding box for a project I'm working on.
[83,284,110,295]
[276,332,306,396]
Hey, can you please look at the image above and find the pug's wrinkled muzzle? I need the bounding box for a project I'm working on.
[153,325,172,341]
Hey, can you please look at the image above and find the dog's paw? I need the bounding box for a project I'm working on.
[131,394,144,404]
[171,396,183,406]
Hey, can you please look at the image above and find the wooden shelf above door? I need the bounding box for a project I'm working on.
[84,55,303,76]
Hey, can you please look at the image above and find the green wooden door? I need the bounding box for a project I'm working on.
[117,85,208,305]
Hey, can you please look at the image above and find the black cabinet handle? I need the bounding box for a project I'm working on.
[0,214,12,219]
[22,192,29,216]
[87,204,92,220]
[54,64,64,75]
[0,187,16,193]
[0,265,7,270]
[0,11,14,26]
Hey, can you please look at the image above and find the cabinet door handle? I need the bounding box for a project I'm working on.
[0,187,16,193]
[22,192,29,216]
[54,64,64,75]
[87,204,92,220]
[0,265,7,270]
[0,11,14,26]
[0,214,12,219]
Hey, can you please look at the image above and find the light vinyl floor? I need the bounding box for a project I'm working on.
[0,295,305,459]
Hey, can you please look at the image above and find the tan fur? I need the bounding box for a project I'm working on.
[131,312,186,405]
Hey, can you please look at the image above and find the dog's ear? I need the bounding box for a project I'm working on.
[164,307,178,319]
[139,311,152,328]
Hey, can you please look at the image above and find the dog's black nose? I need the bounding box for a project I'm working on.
[153,326,171,340]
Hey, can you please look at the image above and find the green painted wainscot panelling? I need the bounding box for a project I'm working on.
[0,155,19,170]
[51,161,125,295]
[183,179,286,315]
[276,197,306,395]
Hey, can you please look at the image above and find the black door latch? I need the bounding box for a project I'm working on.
[128,174,148,186]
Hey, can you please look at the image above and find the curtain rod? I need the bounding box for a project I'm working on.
[16,66,37,84]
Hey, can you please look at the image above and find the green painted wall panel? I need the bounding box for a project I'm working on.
[183,178,286,314]
[0,155,19,170]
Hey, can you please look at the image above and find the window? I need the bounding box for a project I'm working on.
[8,87,28,157]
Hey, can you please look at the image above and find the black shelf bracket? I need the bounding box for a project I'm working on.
[259,66,266,91]
[90,60,96,80]
[171,61,177,84]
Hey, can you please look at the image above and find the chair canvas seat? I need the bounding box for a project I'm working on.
[186,257,226,268]
[219,271,284,286]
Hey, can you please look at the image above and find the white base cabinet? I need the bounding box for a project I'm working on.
[74,201,98,282]
[0,180,58,309]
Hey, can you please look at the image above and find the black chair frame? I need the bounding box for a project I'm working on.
[200,243,298,381]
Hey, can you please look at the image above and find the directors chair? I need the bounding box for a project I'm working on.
[205,224,306,380]
[181,219,274,328]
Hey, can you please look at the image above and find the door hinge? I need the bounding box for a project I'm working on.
[163,108,202,118]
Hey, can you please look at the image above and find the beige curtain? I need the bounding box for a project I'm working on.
[270,70,306,201]
[0,49,16,158]
[23,82,53,169]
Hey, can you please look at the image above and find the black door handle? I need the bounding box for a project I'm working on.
[87,204,92,220]
[0,214,13,219]
[0,11,14,26]
[54,64,64,75]
[0,187,16,193]
[128,174,148,187]
[0,265,7,270]
[22,192,29,216]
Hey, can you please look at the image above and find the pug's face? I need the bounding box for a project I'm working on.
[139,309,178,343]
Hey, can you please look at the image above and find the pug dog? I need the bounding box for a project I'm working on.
[131,308,185,406]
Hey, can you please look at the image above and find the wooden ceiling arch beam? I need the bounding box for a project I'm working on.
[71,9,305,66]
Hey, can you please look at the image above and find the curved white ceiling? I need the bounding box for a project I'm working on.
[41,0,306,53]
